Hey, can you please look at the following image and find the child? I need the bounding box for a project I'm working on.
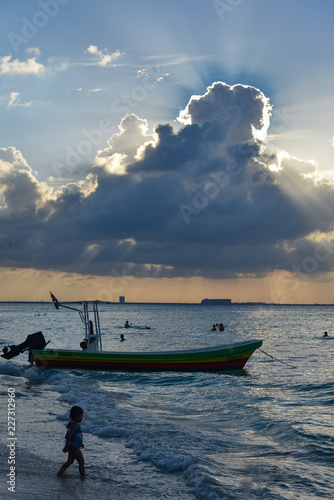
[57,405,85,477]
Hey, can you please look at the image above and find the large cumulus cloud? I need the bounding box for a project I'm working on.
[1,81,334,281]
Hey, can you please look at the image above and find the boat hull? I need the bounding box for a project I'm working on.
[32,340,262,372]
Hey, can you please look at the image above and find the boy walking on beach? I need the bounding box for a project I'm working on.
[57,405,85,477]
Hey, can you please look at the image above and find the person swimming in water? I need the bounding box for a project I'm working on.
[124,320,132,328]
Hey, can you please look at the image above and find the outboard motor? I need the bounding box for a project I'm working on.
[1,331,47,360]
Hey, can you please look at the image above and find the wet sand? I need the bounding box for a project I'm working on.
[0,445,140,500]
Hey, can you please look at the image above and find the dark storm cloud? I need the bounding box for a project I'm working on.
[1,82,334,281]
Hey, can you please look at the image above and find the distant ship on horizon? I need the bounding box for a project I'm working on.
[201,298,232,305]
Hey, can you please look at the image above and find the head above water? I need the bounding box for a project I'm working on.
[70,406,84,420]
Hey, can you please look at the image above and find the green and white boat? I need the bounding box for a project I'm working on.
[2,297,262,372]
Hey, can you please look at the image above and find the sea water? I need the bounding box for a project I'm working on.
[0,302,334,499]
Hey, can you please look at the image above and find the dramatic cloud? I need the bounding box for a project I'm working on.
[95,114,155,174]
[0,147,51,212]
[1,82,334,283]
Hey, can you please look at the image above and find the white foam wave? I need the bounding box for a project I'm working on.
[32,368,197,476]
[0,360,26,377]
[0,362,209,495]
[128,439,194,471]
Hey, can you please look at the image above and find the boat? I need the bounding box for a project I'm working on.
[1,296,262,372]
[30,339,262,371]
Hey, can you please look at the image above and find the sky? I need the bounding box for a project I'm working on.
[1,0,334,303]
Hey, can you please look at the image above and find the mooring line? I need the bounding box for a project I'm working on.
[259,348,297,369]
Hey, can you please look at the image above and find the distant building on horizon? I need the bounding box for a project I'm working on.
[201,298,232,305]
[119,296,125,304]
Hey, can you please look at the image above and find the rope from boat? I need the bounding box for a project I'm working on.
[258,348,296,369]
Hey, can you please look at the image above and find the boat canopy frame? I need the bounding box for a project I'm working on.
[55,301,103,353]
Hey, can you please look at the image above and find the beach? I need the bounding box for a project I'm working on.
[1,302,334,499]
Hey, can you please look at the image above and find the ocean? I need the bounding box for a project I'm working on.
[0,302,333,499]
